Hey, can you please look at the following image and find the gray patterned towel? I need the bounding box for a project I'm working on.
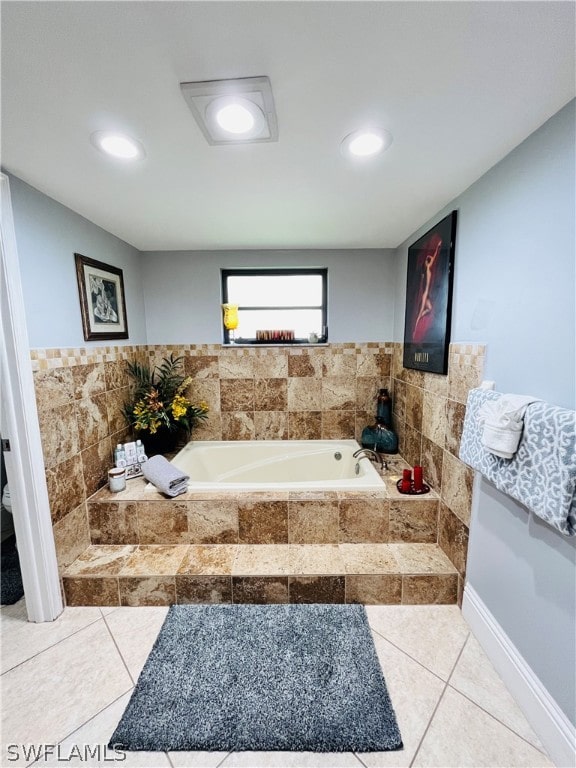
[143,455,189,497]
[460,388,576,536]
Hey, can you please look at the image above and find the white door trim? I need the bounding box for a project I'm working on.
[0,172,63,621]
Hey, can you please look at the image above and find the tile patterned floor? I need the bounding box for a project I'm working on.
[1,600,554,768]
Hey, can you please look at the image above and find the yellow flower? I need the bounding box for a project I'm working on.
[171,394,190,420]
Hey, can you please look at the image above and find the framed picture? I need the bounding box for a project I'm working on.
[402,211,457,374]
[74,253,129,341]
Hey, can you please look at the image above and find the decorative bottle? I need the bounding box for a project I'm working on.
[361,388,398,454]
[376,388,392,427]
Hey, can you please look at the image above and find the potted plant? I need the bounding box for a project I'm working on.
[123,354,208,455]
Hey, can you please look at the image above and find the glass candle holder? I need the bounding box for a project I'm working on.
[222,304,239,343]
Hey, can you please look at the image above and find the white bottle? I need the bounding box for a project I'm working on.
[124,441,137,465]
[136,439,148,463]
[114,443,127,468]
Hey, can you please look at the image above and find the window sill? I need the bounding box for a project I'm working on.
[221,342,330,348]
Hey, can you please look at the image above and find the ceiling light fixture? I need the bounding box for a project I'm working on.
[180,76,278,145]
[90,131,145,160]
[214,101,255,134]
[341,128,393,159]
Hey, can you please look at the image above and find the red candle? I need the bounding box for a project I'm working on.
[401,468,412,493]
[413,465,423,491]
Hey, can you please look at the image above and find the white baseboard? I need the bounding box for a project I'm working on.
[462,584,575,768]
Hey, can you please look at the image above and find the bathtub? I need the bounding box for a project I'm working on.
[155,440,385,491]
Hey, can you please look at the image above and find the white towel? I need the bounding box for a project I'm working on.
[481,394,540,459]
[143,455,189,497]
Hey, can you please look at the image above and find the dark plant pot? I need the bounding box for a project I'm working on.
[361,423,398,454]
[140,428,185,457]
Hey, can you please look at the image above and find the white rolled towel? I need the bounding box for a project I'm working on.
[481,394,541,459]
[142,455,189,497]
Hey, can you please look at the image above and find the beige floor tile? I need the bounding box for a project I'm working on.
[365,605,469,681]
[1,620,132,766]
[362,632,445,767]
[389,543,457,574]
[29,691,171,767]
[103,606,169,681]
[450,635,544,750]
[290,544,345,574]
[412,687,553,767]
[339,544,399,574]
[119,545,189,576]
[221,752,364,767]
[233,544,292,575]
[0,600,102,673]
[169,752,230,767]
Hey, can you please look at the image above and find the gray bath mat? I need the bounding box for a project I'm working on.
[109,603,403,752]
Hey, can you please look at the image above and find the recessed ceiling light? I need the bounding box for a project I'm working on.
[205,96,267,138]
[90,131,145,160]
[341,128,393,159]
[214,101,255,134]
[180,76,278,145]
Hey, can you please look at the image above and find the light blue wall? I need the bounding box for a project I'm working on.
[141,249,396,344]
[7,174,147,348]
[394,100,576,722]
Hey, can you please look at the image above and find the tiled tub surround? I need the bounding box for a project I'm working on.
[62,466,459,607]
[30,342,392,574]
[31,341,482,603]
[391,342,486,602]
[31,345,149,575]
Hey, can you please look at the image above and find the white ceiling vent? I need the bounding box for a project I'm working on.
[180,76,278,145]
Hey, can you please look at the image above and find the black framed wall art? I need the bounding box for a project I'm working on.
[402,211,457,374]
[75,253,129,341]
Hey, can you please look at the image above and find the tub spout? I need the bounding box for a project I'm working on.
[353,448,387,471]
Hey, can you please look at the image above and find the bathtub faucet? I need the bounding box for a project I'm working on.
[353,448,387,471]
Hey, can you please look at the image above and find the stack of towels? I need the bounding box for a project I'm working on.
[460,387,576,537]
[142,455,189,497]
[480,394,540,459]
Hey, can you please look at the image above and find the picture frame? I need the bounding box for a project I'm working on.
[74,253,129,341]
[402,211,457,375]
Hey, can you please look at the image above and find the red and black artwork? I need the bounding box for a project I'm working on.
[403,211,457,375]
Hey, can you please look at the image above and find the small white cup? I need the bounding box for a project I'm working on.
[108,467,126,493]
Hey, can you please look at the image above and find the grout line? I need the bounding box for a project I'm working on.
[442,635,553,761]
[0,612,104,677]
[445,676,553,758]
[446,683,554,761]
[24,687,134,768]
[352,752,371,767]
[215,752,234,767]
[102,611,137,686]
[369,624,453,687]
[409,631,470,768]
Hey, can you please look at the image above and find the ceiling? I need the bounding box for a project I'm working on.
[2,1,574,251]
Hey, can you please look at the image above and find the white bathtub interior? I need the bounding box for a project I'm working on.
[150,440,385,491]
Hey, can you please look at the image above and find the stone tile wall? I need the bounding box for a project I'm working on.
[30,343,393,573]
[390,342,486,601]
[30,340,483,599]
[145,343,393,443]
[31,344,147,573]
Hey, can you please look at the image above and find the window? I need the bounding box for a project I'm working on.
[221,268,328,344]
